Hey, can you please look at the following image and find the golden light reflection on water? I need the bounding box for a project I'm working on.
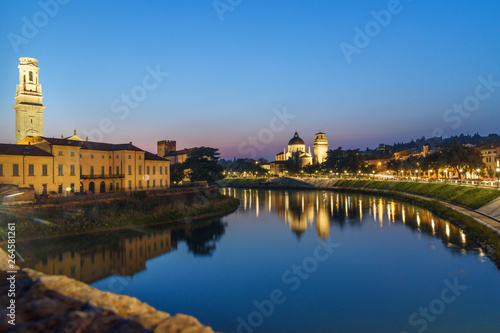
[225,188,473,248]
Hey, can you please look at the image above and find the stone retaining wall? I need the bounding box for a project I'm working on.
[0,249,217,332]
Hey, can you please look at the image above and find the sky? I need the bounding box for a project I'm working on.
[1,0,499,160]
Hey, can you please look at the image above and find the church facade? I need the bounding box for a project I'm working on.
[270,132,329,175]
[0,57,170,196]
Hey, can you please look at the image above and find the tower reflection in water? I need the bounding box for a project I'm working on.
[221,187,473,250]
[18,188,476,284]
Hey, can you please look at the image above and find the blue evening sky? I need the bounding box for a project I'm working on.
[1,0,499,159]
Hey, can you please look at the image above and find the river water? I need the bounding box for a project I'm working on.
[18,188,500,332]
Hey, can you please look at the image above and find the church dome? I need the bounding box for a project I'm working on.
[288,132,305,145]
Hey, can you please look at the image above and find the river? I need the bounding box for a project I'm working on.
[18,188,500,332]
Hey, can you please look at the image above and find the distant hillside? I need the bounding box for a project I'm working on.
[363,133,500,159]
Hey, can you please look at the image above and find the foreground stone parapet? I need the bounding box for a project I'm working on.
[0,249,216,332]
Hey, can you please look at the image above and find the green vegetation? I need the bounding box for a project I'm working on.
[334,180,500,209]
[335,187,500,260]
[0,192,240,241]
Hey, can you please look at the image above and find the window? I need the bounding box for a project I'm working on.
[128,165,132,175]
[128,155,131,159]
[70,183,75,193]
[109,166,112,175]
[91,154,94,159]
[71,152,75,157]
[109,155,111,159]
[58,164,63,176]
[116,166,120,175]
[90,166,94,176]
[139,180,142,188]
[42,164,48,176]
[128,180,132,190]
[0,164,3,176]
[116,183,119,191]
[153,166,156,175]
[101,166,105,176]
[116,155,119,159]
[160,167,163,175]
[147,180,150,188]
[28,164,34,176]
[58,151,63,156]
[80,165,82,176]
[160,179,163,187]
[165,166,168,175]
[153,180,156,188]
[147,166,150,175]
[58,184,63,194]
[139,166,142,175]
[102,155,105,159]
[70,165,75,176]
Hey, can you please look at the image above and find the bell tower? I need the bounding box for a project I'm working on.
[13,57,46,143]
[313,132,329,164]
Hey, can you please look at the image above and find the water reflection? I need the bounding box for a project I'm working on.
[17,218,227,283]
[18,189,476,284]
[221,188,474,251]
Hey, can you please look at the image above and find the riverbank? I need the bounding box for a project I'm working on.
[332,179,500,210]
[0,187,240,241]
[222,178,500,264]
[0,249,217,332]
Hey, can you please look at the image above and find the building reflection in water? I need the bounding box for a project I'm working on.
[19,188,476,284]
[221,188,474,251]
[18,218,227,284]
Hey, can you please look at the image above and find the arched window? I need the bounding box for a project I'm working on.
[29,71,33,81]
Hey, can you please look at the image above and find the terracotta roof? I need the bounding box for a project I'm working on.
[145,151,168,161]
[0,144,52,156]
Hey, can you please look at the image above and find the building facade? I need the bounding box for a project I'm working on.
[271,132,329,174]
[3,136,171,195]
[1,57,171,196]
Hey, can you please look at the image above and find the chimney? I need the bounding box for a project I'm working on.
[61,134,64,139]
[86,136,88,141]
[74,129,77,135]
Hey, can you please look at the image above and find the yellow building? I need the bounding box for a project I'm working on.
[1,136,170,195]
[1,57,171,196]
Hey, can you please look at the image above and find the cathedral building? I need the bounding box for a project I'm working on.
[0,57,170,197]
[270,132,329,175]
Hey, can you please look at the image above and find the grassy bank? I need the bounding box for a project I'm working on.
[334,180,500,209]
[0,191,240,241]
[333,187,500,261]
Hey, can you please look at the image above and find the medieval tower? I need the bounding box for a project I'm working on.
[13,57,45,143]
[313,132,329,164]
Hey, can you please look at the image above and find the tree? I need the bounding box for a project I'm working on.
[184,147,224,184]
[170,163,186,184]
